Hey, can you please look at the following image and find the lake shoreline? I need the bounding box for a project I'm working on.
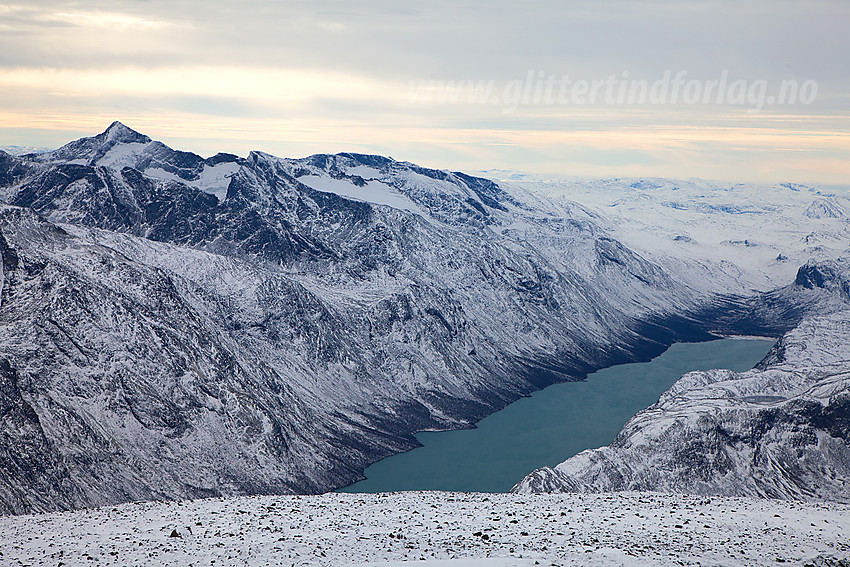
[341,337,776,493]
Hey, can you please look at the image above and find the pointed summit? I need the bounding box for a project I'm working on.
[30,121,154,167]
[13,122,231,194]
[100,121,151,145]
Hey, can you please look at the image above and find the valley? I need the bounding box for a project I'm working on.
[342,338,775,493]
[0,123,847,520]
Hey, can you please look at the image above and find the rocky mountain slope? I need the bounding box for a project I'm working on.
[514,260,850,502]
[0,122,841,514]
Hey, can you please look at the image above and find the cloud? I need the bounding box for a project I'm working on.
[3,1,846,80]
[0,66,396,102]
[0,0,847,183]
[0,4,175,31]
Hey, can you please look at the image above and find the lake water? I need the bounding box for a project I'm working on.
[340,337,775,493]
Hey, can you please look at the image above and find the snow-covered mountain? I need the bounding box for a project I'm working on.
[501,176,850,295]
[0,122,844,515]
[0,146,52,157]
[514,259,850,501]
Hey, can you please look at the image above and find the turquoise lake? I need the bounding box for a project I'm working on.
[341,337,776,493]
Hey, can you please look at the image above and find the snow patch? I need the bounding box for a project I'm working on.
[194,162,240,201]
[346,165,383,179]
[299,174,425,215]
[146,162,240,201]
[95,142,150,169]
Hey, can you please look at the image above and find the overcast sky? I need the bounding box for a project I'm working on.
[1,0,847,183]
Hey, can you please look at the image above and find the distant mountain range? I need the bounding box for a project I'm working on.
[0,145,51,157]
[0,122,846,514]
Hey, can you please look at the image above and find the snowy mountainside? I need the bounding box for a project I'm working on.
[1,122,846,515]
[0,490,847,567]
[502,177,850,295]
[514,263,850,501]
[0,206,353,511]
[1,122,804,515]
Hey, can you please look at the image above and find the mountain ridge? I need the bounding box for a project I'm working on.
[0,123,840,514]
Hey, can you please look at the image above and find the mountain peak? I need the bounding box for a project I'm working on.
[101,121,151,145]
[24,121,155,167]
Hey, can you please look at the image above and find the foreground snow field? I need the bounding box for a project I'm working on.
[1,491,847,566]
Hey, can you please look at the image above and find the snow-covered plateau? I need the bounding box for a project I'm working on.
[0,491,847,567]
[1,122,849,565]
[499,176,850,295]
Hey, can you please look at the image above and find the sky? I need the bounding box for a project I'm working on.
[0,0,847,184]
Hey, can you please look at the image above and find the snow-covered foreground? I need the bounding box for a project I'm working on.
[1,491,847,566]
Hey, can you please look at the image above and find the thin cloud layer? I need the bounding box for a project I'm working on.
[0,0,847,183]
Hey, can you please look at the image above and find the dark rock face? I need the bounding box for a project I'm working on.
[795,261,850,301]
[0,358,78,515]
[796,263,833,289]
[5,160,335,264]
[0,123,833,514]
